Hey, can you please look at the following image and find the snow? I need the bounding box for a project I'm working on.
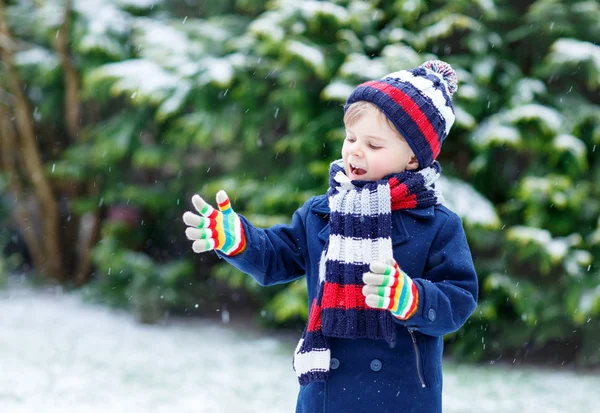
[453,105,476,130]
[437,176,500,229]
[249,1,348,44]
[339,53,388,80]
[198,57,234,87]
[0,287,297,413]
[117,0,160,10]
[548,39,600,77]
[321,81,355,102]
[278,0,349,23]
[511,78,547,106]
[473,57,497,83]
[506,226,583,263]
[505,104,563,133]
[474,0,498,17]
[564,249,593,277]
[386,27,415,43]
[380,44,422,69]
[73,0,131,58]
[90,59,179,102]
[157,81,193,121]
[418,14,482,45]
[455,83,479,100]
[553,134,587,162]
[471,121,521,148]
[13,47,59,72]
[578,288,600,316]
[191,19,235,43]
[286,40,325,75]
[1,286,599,413]
[248,12,285,42]
[133,18,192,66]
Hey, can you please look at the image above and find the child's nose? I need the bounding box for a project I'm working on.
[351,144,364,157]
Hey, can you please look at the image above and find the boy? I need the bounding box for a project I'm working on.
[183,60,478,413]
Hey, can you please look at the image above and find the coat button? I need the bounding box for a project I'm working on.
[370,359,382,372]
[330,357,340,370]
[428,308,436,322]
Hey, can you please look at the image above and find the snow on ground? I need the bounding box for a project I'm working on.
[1,287,599,413]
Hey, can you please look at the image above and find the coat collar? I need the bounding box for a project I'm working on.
[311,194,435,245]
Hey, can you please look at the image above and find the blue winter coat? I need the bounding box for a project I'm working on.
[219,194,478,413]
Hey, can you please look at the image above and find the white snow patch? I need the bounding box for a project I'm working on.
[198,57,234,87]
[511,78,547,106]
[553,134,587,161]
[454,105,476,130]
[456,84,479,100]
[278,0,349,23]
[380,44,422,69]
[438,176,500,229]
[339,53,388,80]
[471,121,521,148]
[507,227,582,263]
[548,39,600,76]
[321,81,355,102]
[13,48,59,71]
[117,0,160,9]
[91,59,179,102]
[133,18,191,62]
[286,40,325,75]
[418,14,482,45]
[74,0,131,57]
[505,104,563,132]
[249,12,285,42]
[1,287,600,413]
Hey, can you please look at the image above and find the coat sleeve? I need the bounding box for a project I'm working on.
[214,197,314,286]
[399,211,478,337]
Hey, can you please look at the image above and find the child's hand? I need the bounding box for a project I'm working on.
[362,258,419,320]
[182,190,246,256]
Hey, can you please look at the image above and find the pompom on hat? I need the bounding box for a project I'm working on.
[344,59,458,169]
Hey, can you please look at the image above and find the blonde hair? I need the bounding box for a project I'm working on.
[343,101,399,135]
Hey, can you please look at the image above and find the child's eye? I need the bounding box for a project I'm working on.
[369,144,381,149]
[345,136,356,142]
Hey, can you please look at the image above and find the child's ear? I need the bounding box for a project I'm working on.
[406,155,419,171]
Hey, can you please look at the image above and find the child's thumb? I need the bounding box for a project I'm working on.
[216,190,233,212]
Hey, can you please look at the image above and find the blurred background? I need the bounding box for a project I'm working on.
[0,0,599,412]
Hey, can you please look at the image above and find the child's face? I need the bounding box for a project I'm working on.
[342,106,418,181]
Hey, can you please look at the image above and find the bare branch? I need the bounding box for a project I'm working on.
[0,0,64,280]
[0,103,47,275]
[53,0,81,140]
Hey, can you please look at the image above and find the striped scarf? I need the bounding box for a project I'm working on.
[293,159,443,385]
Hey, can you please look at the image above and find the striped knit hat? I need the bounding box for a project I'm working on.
[344,60,458,168]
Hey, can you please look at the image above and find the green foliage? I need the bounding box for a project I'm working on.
[83,222,205,323]
[5,0,600,365]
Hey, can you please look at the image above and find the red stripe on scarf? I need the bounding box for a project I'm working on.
[307,298,322,332]
[389,178,418,209]
[321,283,367,310]
[365,80,441,159]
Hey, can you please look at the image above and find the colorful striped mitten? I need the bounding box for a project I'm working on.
[183,190,246,256]
[362,259,419,320]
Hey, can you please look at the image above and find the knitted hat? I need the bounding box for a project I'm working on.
[344,60,458,168]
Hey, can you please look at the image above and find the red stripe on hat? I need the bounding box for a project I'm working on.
[321,283,367,310]
[365,80,441,159]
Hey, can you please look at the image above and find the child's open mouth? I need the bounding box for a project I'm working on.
[350,163,367,176]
